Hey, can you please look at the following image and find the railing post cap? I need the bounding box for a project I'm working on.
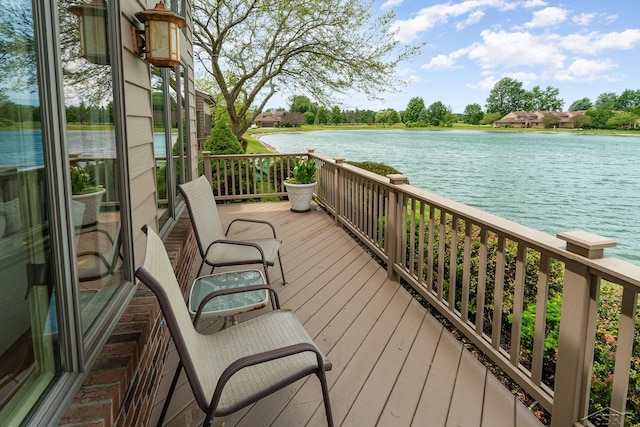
[334,157,345,164]
[203,151,211,155]
[387,174,407,185]
[307,148,315,153]
[557,230,616,259]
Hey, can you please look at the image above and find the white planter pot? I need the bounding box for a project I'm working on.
[72,188,106,227]
[284,181,316,213]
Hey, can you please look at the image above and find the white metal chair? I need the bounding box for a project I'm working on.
[135,226,333,427]
[179,175,286,285]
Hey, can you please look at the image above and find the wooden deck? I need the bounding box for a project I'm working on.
[150,201,545,427]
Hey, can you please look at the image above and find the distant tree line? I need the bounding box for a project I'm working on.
[284,77,640,131]
[0,91,114,128]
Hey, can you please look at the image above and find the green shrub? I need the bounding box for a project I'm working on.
[347,161,405,181]
[205,121,244,154]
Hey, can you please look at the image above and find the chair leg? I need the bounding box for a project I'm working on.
[157,361,183,427]
[317,370,334,427]
[263,261,272,287]
[277,250,286,285]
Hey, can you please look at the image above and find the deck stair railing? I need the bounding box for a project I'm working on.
[200,149,640,427]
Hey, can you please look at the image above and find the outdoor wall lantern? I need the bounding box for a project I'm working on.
[68,0,110,65]
[132,1,186,68]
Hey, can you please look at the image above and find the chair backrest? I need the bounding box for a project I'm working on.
[134,226,209,407]
[178,176,226,257]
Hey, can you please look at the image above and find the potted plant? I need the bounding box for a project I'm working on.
[283,158,317,212]
[71,164,106,226]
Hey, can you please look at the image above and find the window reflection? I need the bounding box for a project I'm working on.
[60,0,122,334]
[0,1,58,422]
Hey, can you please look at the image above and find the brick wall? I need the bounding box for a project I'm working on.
[59,214,197,426]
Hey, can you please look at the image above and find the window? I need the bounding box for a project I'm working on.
[61,0,124,334]
[0,0,132,423]
[153,66,189,232]
[0,2,59,422]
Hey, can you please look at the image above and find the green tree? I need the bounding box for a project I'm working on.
[204,120,244,154]
[315,107,328,125]
[571,114,592,129]
[614,89,640,111]
[330,106,342,125]
[426,101,450,126]
[485,77,527,116]
[595,92,618,110]
[463,103,484,125]
[606,111,638,129]
[535,85,563,111]
[360,109,376,124]
[289,95,316,114]
[479,112,502,125]
[387,109,401,125]
[303,111,315,125]
[193,0,421,144]
[416,108,428,124]
[586,109,615,129]
[403,97,426,124]
[568,97,592,111]
[443,111,458,127]
[541,113,560,128]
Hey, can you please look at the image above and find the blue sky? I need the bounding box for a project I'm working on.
[271,0,640,114]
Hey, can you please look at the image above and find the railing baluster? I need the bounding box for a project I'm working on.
[475,228,488,335]
[531,254,550,385]
[417,202,425,287]
[461,221,472,324]
[449,214,458,309]
[610,287,638,421]
[492,235,506,350]
[437,211,446,301]
[510,243,526,365]
[427,205,435,293]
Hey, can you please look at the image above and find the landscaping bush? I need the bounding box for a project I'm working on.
[205,120,244,155]
[347,160,405,180]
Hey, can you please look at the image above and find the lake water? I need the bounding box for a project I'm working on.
[261,129,640,265]
[0,129,170,169]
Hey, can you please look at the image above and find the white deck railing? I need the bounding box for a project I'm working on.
[201,150,640,427]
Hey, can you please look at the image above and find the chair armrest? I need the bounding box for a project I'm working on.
[193,284,280,325]
[208,342,327,416]
[204,239,266,261]
[226,218,277,239]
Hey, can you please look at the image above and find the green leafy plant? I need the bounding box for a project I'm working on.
[286,159,317,184]
[70,165,101,195]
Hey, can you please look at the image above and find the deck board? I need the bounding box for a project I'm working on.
[150,201,545,427]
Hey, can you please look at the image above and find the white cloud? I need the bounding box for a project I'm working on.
[555,58,617,81]
[522,0,547,7]
[564,29,640,55]
[501,71,538,85]
[469,75,499,90]
[456,10,484,30]
[381,0,403,10]
[404,75,421,84]
[523,6,568,28]
[466,30,565,71]
[390,0,530,43]
[422,54,458,70]
[572,13,595,26]
[604,14,618,25]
